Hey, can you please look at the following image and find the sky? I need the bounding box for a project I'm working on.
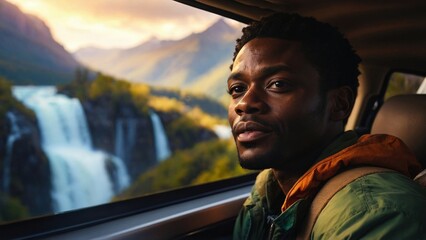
[6,0,236,52]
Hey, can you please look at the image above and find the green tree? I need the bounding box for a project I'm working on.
[385,73,424,100]
[57,67,92,100]
[0,77,35,132]
[0,194,29,223]
[130,83,150,114]
[73,67,91,100]
[117,139,251,199]
[0,77,13,117]
[88,73,131,103]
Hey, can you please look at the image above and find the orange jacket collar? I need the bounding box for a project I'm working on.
[282,134,422,211]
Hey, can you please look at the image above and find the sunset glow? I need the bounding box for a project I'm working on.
[6,0,222,51]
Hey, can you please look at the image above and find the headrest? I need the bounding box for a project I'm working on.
[371,94,426,168]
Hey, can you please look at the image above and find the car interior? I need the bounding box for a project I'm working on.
[371,94,426,185]
[2,0,426,239]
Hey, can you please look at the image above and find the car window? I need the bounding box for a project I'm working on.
[0,0,248,224]
[384,72,426,100]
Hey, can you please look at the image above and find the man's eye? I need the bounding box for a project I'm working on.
[272,81,284,88]
[266,80,291,92]
[227,85,246,96]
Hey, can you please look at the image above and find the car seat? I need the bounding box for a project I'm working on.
[370,94,426,185]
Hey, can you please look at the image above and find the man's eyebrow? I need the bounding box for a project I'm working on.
[258,64,291,78]
[227,64,291,83]
[227,72,243,83]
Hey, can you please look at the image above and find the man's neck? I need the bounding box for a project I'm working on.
[271,131,354,195]
[271,170,300,195]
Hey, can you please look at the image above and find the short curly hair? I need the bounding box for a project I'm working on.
[231,12,361,96]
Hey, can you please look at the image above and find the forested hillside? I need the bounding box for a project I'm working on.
[0,0,245,222]
[117,138,250,199]
[74,19,240,102]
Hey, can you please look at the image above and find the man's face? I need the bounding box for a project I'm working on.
[228,38,331,171]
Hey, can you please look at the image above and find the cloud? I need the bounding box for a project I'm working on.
[6,0,222,50]
[41,0,207,19]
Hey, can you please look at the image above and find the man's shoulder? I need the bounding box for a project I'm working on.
[332,171,426,209]
[245,169,279,205]
[243,169,285,215]
[313,171,426,239]
[253,169,274,195]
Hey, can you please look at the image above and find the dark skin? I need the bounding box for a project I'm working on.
[228,38,353,194]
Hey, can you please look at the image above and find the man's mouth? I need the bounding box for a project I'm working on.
[233,121,273,143]
[237,130,271,142]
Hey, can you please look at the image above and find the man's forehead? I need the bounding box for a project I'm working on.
[230,37,320,84]
[233,38,305,71]
[235,38,302,62]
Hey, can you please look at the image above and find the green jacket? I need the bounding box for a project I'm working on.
[233,132,426,239]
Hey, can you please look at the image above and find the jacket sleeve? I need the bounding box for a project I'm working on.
[312,173,426,239]
[233,170,273,240]
[233,206,250,240]
[313,207,426,239]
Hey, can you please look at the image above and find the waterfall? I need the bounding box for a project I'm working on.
[12,86,130,213]
[149,111,171,161]
[114,118,138,164]
[213,125,232,139]
[2,112,24,194]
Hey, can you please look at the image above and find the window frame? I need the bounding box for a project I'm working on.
[358,69,426,133]
[1,172,256,239]
[1,0,254,231]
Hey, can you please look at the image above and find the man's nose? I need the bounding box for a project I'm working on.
[234,88,266,115]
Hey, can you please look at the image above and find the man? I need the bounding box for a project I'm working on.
[228,13,426,239]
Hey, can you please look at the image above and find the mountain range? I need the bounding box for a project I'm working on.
[0,0,241,100]
[0,0,80,85]
[74,19,240,100]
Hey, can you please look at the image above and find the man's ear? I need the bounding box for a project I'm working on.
[328,86,354,121]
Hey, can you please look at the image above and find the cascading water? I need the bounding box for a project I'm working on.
[149,111,171,161]
[12,86,130,213]
[213,125,232,139]
[114,118,138,164]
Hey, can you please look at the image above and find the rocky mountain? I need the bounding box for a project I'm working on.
[74,19,240,100]
[0,0,80,85]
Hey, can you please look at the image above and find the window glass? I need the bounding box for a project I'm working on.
[384,72,426,100]
[0,0,248,223]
